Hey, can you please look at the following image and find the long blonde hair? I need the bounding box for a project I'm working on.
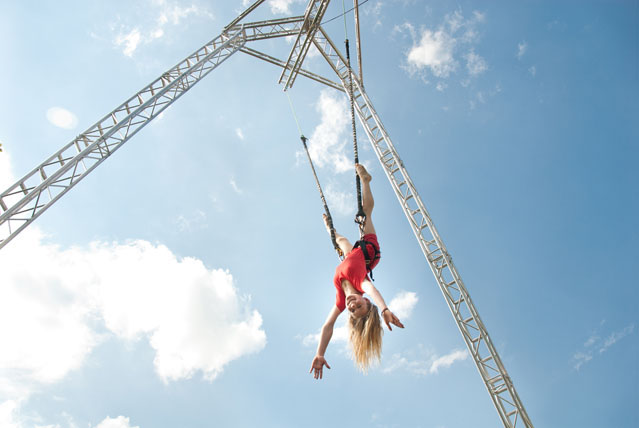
[348,301,383,373]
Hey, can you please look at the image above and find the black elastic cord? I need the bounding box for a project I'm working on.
[344,39,366,236]
[300,136,344,259]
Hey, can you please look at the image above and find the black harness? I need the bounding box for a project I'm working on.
[352,239,381,281]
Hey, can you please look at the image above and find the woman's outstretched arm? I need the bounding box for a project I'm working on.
[310,305,341,379]
[361,280,405,331]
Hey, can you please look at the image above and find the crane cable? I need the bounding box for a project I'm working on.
[286,91,343,259]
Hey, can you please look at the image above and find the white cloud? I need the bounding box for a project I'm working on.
[95,416,139,428]
[230,177,243,195]
[268,0,302,15]
[406,28,457,78]
[364,0,384,29]
[584,334,599,347]
[235,128,245,140]
[300,90,351,174]
[388,291,418,320]
[46,107,78,130]
[0,208,266,404]
[517,41,527,59]
[399,9,486,86]
[114,28,142,57]
[109,1,214,57]
[465,50,487,76]
[429,349,468,374]
[382,353,428,375]
[529,65,537,77]
[175,210,207,232]
[382,348,468,375]
[85,240,266,382]
[572,323,635,370]
[600,324,634,353]
[0,400,20,428]
[573,352,593,371]
[302,323,349,348]
[0,230,98,400]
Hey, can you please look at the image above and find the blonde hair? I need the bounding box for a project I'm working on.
[348,301,383,373]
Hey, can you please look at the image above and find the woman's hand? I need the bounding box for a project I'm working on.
[382,309,405,331]
[309,355,331,379]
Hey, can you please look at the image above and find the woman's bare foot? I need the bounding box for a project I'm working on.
[355,163,372,183]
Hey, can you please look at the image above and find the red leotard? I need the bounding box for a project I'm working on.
[333,234,380,312]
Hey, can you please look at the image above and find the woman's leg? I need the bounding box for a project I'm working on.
[323,214,353,255]
[355,164,376,236]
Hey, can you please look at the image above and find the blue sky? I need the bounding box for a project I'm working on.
[0,1,637,427]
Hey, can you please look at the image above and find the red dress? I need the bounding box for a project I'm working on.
[333,234,380,312]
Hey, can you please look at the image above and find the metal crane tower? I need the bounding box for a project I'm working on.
[0,1,534,426]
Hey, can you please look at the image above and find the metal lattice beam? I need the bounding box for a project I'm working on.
[279,0,330,89]
[240,46,343,91]
[0,28,246,250]
[227,16,305,41]
[312,26,534,428]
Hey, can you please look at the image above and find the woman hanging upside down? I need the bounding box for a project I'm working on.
[309,164,404,379]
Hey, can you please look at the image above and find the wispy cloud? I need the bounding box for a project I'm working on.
[396,9,487,87]
[363,0,385,30]
[382,348,469,375]
[106,0,214,57]
[230,177,243,195]
[175,209,207,232]
[115,28,142,57]
[465,49,487,75]
[302,321,349,348]
[517,41,528,59]
[429,349,468,374]
[529,65,537,77]
[572,322,635,370]
[235,128,245,140]
[600,324,635,353]
[46,107,78,130]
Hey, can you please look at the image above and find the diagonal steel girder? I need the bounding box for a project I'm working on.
[278,0,331,90]
[0,28,247,250]
[311,26,535,428]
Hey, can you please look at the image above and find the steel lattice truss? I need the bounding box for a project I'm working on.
[0,1,534,426]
